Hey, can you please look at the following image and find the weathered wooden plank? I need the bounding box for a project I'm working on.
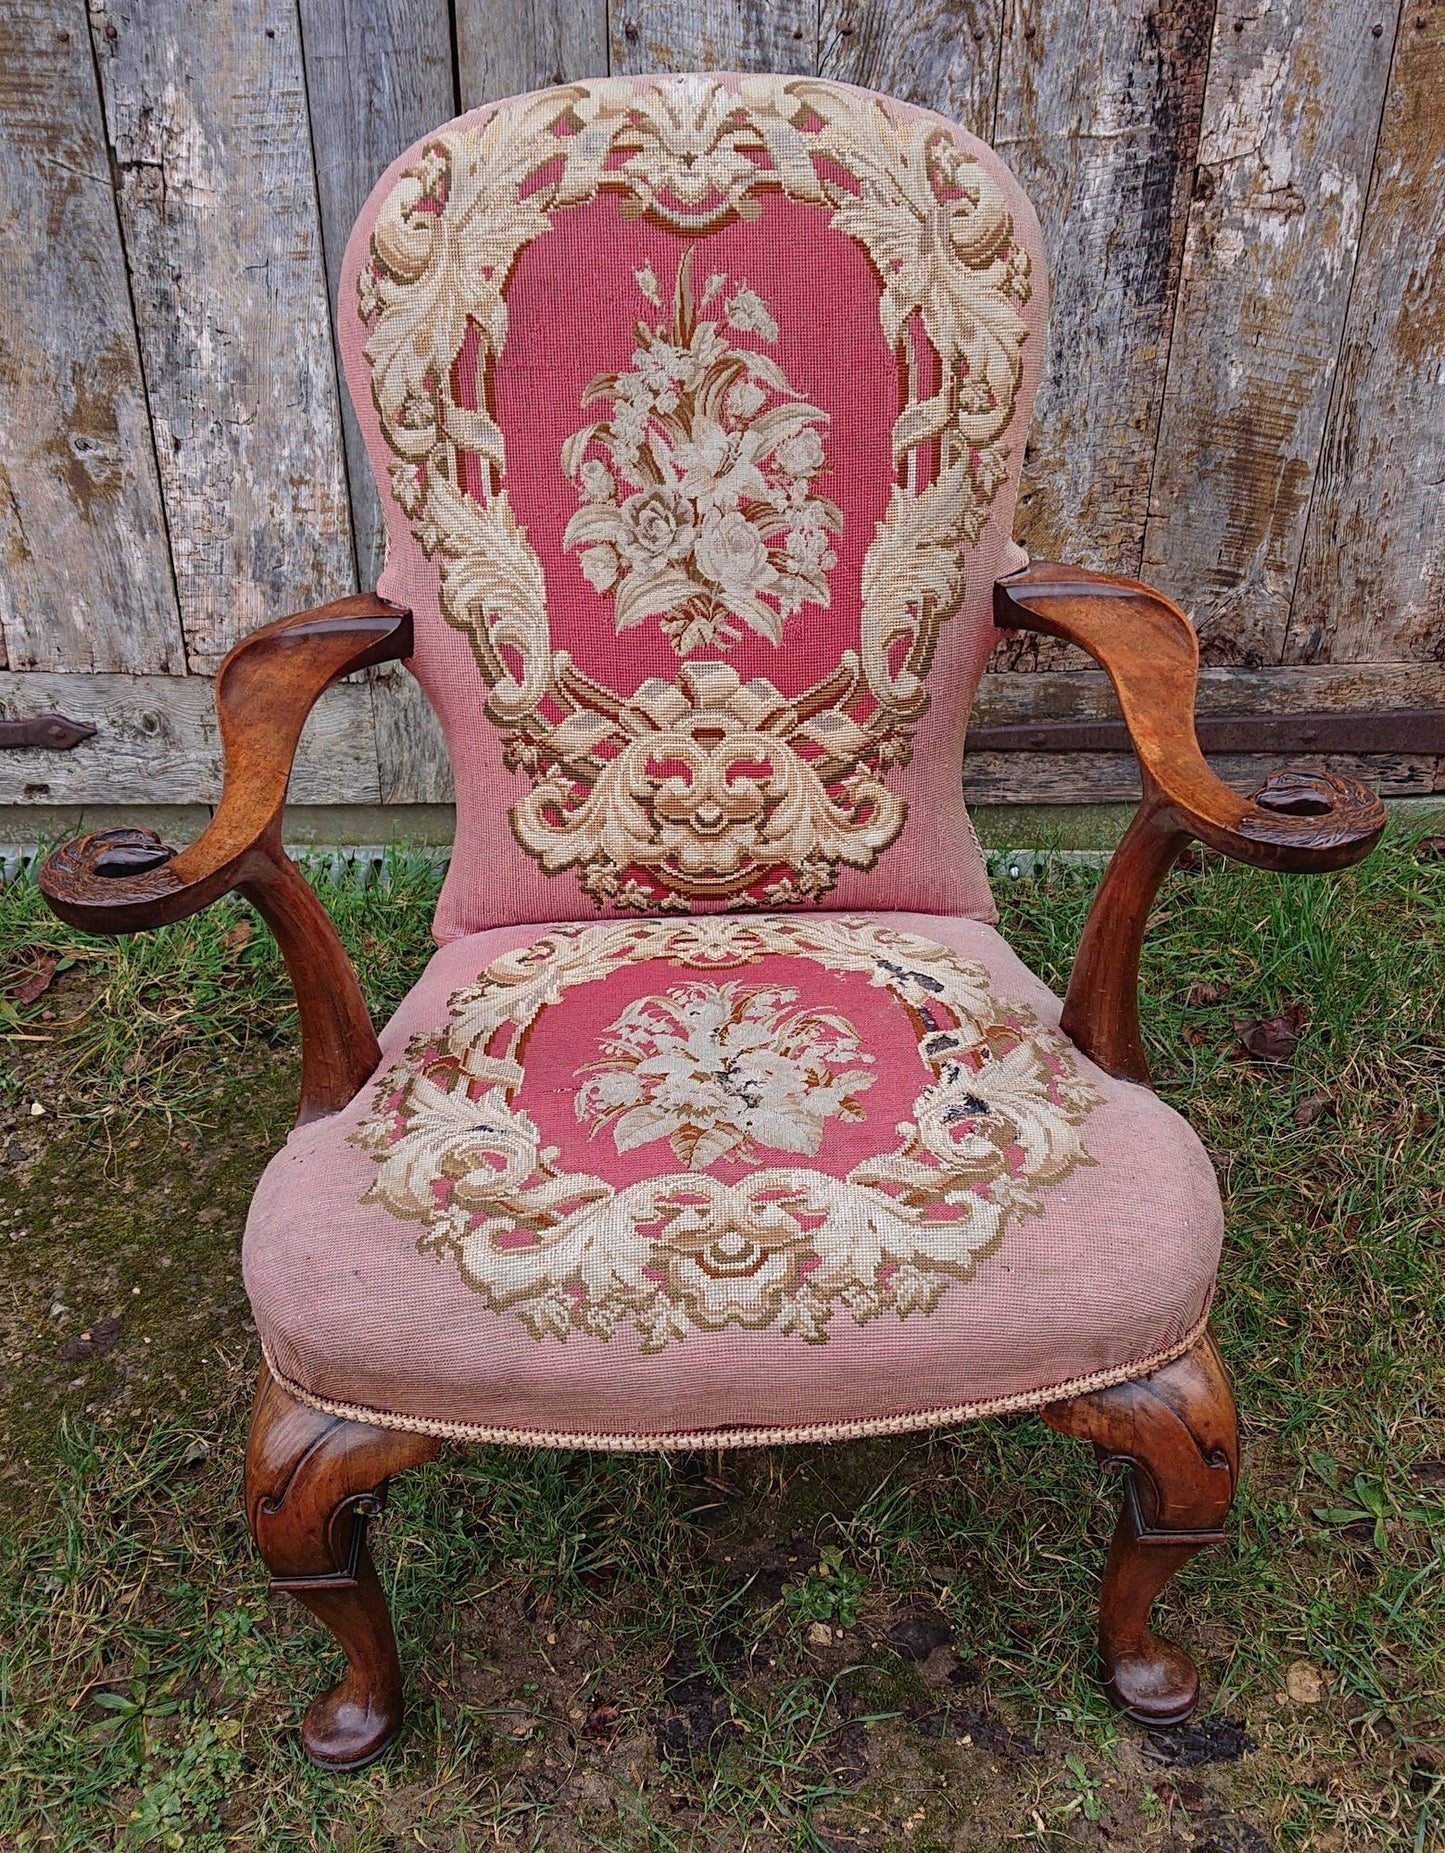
[0,0,183,674]
[963,749,1436,806]
[972,661,1445,725]
[371,672,456,804]
[992,0,1212,595]
[1141,0,1401,667]
[457,0,609,105]
[609,1,815,74]
[1289,3,1445,665]
[90,0,356,670]
[297,0,456,592]
[0,673,378,807]
[819,0,1003,137]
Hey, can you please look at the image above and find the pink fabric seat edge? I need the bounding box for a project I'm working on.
[243,913,1222,1451]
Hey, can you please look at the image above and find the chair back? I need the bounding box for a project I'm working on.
[339,74,1047,938]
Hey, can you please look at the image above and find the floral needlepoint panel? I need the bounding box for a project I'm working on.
[340,76,1050,937]
[350,918,1102,1351]
[243,912,1225,1445]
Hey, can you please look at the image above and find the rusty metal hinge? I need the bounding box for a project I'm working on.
[0,713,96,751]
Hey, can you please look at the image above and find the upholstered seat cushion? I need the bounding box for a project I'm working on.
[243,913,1221,1448]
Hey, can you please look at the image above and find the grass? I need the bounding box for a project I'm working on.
[0,826,1441,1851]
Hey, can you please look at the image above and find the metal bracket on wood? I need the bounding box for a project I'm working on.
[0,713,97,751]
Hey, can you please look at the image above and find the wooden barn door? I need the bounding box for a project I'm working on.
[1,1,1439,838]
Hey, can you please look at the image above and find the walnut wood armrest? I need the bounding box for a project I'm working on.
[993,559,1385,1085]
[39,594,413,1124]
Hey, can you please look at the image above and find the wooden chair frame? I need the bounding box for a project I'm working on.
[39,562,1385,1768]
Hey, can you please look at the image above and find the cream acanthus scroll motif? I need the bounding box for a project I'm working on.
[353,918,1101,1349]
[359,76,1031,910]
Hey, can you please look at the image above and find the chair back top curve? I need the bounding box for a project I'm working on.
[338,74,1049,941]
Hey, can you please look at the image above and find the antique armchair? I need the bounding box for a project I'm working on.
[40,75,1384,1771]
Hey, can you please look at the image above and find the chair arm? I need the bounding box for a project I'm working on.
[39,594,413,1123]
[992,559,1385,1084]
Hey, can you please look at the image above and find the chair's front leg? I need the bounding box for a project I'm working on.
[244,1365,439,1769]
[1042,1327,1238,1724]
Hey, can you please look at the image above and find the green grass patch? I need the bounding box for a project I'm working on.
[0,825,1441,1850]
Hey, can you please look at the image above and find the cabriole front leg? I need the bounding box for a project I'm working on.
[244,1365,439,1769]
[1042,1327,1238,1724]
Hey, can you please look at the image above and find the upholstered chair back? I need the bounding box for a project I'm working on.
[340,75,1048,941]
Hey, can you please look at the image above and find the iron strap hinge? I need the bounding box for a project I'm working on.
[0,713,96,751]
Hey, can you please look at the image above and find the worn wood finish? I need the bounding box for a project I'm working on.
[38,595,412,1122]
[993,0,1212,602]
[4,10,1442,808]
[298,0,457,590]
[819,0,1003,136]
[995,559,1387,1081]
[964,749,1439,807]
[1289,4,1445,665]
[90,0,355,670]
[246,1363,439,1769]
[457,0,609,105]
[372,673,456,805]
[0,0,183,675]
[1043,1327,1238,1724]
[972,661,1445,726]
[0,672,379,809]
[1141,1,1401,666]
[609,1,815,74]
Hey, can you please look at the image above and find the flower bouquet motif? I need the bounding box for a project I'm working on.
[561,250,842,655]
[576,979,877,1170]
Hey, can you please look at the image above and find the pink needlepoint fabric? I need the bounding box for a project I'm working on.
[243,914,1222,1448]
[338,75,1048,941]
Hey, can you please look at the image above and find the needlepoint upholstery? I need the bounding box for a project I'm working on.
[249,74,1226,1452]
[339,74,1048,941]
[243,914,1222,1448]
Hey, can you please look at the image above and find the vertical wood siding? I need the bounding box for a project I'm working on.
[0,0,183,673]
[0,0,1439,811]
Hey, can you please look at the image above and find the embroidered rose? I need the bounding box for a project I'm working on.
[775,428,826,478]
[619,486,695,569]
[695,510,776,598]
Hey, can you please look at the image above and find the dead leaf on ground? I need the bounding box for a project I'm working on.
[59,1314,122,1362]
[9,955,58,1007]
[1414,835,1445,861]
[580,1699,623,1747]
[1293,1091,1333,1128]
[1285,1660,1328,1705]
[1233,1003,1308,1065]
[1186,979,1232,1008]
[221,921,253,953]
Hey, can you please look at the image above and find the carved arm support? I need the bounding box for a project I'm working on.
[992,560,1386,1085]
[39,594,413,1124]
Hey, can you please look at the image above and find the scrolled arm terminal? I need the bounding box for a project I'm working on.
[992,560,1385,1085]
[39,594,414,1123]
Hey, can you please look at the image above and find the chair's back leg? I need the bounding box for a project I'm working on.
[1042,1326,1238,1725]
[244,1364,440,1770]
